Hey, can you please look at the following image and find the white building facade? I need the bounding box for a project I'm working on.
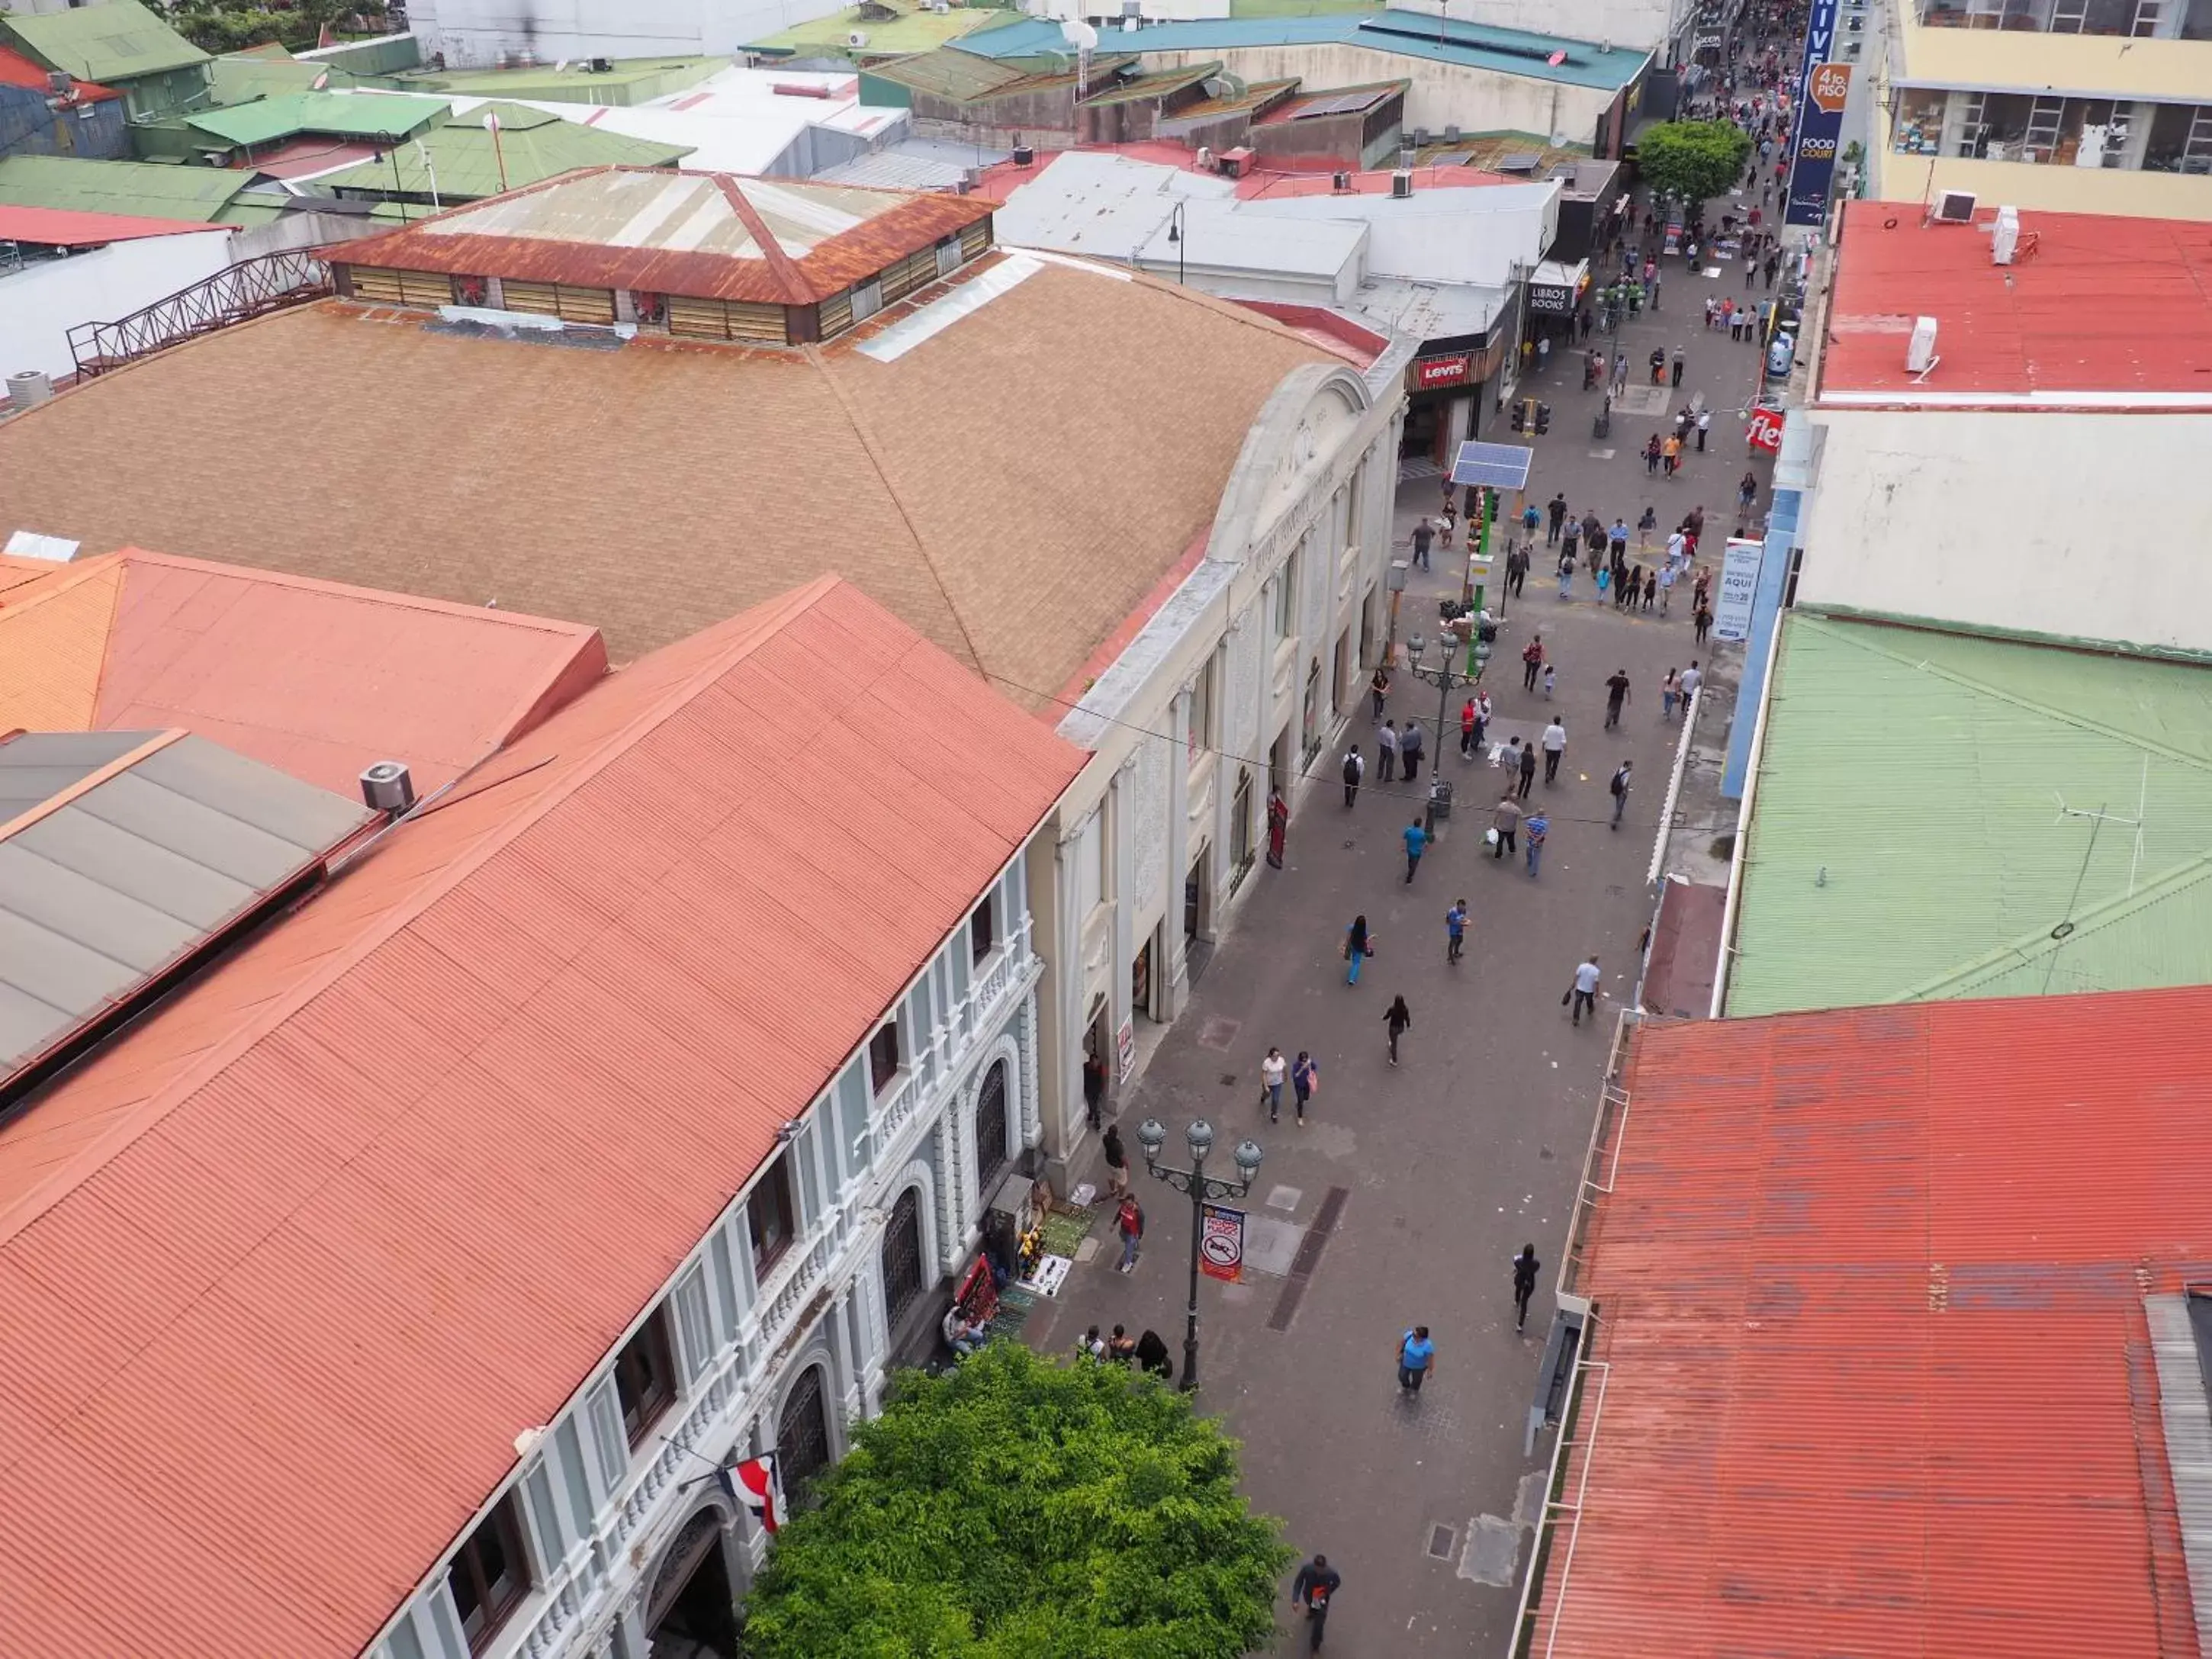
[1029,343,1413,1173]
[362,853,1046,1659]
[406,0,852,66]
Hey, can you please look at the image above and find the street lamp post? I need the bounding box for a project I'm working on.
[1134,1117,1264,1393]
[1166,201,1187,285]
[1403,618,1494,816]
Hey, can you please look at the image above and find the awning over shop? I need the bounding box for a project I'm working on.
[1527,256,1591,315]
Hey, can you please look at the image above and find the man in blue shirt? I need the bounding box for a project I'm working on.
[1402,817,1428,883]
[1398,1326,1436,1393]
[1523,808,1548,876]
[1445,899,1468,963]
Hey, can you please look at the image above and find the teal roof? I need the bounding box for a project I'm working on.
[315,104,691,200]
[185,91,448,149]
[950,10,1648,91]
[1,0,207,83]
[1728,612,2212,1018]
[0,156,247,223]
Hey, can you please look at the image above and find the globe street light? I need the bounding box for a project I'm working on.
[1134,1116,1264,1391]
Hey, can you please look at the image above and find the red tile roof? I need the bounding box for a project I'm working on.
[0,575,1082,1659]
[0,204,230,246]
[0,548,608,794]
[1820,198,2212,403]
[320,165,998,305]
[1535,989,2212,1658]
[0,43,119,102]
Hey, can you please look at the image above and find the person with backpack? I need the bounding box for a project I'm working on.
[1115,1193,1145,1273]
[1512,1245,1541,1333]
[1609,760,1634,828]
[1291,1555,1342,1652]
[1341,744,1364,808]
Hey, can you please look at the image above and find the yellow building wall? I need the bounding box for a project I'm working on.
[1867,147,2212,220]
[1900,11,2212,101]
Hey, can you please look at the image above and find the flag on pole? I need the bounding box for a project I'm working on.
[733,1452,783,1533]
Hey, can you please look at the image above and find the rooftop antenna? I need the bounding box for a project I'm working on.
[1061,18,1098,98]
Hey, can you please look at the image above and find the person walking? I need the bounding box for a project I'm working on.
[1523,806,1548,876]
[1115,1192,1145,1272]
[1546,492,1567,545]
[1670,346,1685,387]
[1369,664,1391,721]
[1609,759,1634,828]
[1644,432,1663,477]
[1266,787,1290,868]
[1491,793,1521,859]
[1543,663,1557,699]
[1398,717,1424,780]
[1341,744,1364,807]
[1593,562,1610,606]
[1661,667,1680,720]
[1383,994,1411,1066]
[1104,1122,1130,1196]
[1518,736,1538,799]
[1411,517,1434,573]
[1608,518,1630,566]
[1541,717,1567,784]
[1566,953,1602,1027]
[1694,603,1714,646]
[1083,1048,1108,1130]
[1459,696,1479,757]
[1609,349,1627,394]
[1657,560,1676,614]
[1397,1325,1436,1392]
[1522,501,1542,543]
[1561,516,1580,567]
[1556,548,1575,599]
[1604,666,1632,728]
[1506,544,1528,598]
[1343,913,1372,985]
[1378,719,1399,783]
[1738,471,1758,516]
[1261,1045,1288,1124]
[1402,816,1428,883]
[1291,1050,1318,1125]
[1662,432,1682,477]
[1445,899,1468,963]
[1512,1245,1541,1334]
[1680,660,1703,709]
[1292,1555,1342,1653]
[1521,635,1545,692]
[1637,503,1657,551]
[1136,1328,1172,1378]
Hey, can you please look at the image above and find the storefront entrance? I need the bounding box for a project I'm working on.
[645,1510,739,1659]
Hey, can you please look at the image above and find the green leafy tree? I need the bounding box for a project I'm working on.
[743,1342,1294,1658]
[1635,120,1754,207]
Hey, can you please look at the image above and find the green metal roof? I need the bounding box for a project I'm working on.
[1728,612,2212,1018]
[2,0,208,84]
[204,53,378,103]
[748,2,1008,57]
[184,91,448,149]
[0,156,249,223]
[396,56,722,108]
[315,104,692,201]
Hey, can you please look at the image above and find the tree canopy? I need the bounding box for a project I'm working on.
[741,1342,1293,1659]
[1635,120,1755,207]
[158,2,387,56]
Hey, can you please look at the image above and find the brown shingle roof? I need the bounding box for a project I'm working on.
[320,166,998,306]
[0,256,1330,707]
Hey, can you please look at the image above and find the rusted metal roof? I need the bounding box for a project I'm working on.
[1532,992,2212,1658]
[320,165,997,304]
[0,575,1083,1659]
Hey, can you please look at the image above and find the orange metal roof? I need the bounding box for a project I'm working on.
[0,547,607,794]
[1538,991,2212,1658]
[0,575,1082,1658]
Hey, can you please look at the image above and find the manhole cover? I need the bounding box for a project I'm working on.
[1428,1524,1456,1559]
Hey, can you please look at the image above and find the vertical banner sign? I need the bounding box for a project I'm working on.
[1782,0,1841,227]
[1714,539,1765,641]
[1786,62,1853,228]
[1199,1202,1246,1283]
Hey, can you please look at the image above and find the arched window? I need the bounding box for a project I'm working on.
[974,1060,1009,1194]
[881,1187,924,1332]
[777,1364,831,1500]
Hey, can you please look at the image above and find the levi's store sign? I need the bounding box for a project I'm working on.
[1416,354,1471,390]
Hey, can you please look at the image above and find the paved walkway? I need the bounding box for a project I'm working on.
[1018,203,1777,1656]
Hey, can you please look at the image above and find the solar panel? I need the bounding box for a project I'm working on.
[1495,151,1542,172]
[1450,441,1534,490]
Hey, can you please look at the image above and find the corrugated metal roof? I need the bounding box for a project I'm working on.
[0,548,609,797]
[0,576,1085,1659]
[1536,992,2212,1658]
[323,164,997,304]
[0,43,119,102]
[1730,612,2212,1016]
[0,728,370,1079]
[1082,60,1221,108]
[0,203,231,246]
[0,0,208,83]
[313,104,691,201]
[815,137,1011,192]
[182,90,448,149]
[0,156,253,223]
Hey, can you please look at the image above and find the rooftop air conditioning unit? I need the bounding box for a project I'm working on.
[847,29,870,47]
[1332,169,1352,191]
[1906,315,1938,374]
[46,70,72,96]
[1014,141,1035,165]
[359,760,417,815]
[1443,124,1460,142]
[1991,203,2021,264]
[1408,127,1427,146]
[1196,145,1214,170]
[1391,168,1412,198]
[1932,188,1976,223]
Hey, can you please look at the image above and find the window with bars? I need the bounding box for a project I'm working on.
[880,1187,925,1330]
[446,1493,532,1653]
[612,1307,677,1447]
[974,1061,1009,1194]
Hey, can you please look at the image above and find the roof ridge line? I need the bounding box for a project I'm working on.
[113,547,600,637]
[0,579,845,1252]
[0,551,124,619]
[799,340,988,673]
[712,174,811,304]
[1811,615,2212,775]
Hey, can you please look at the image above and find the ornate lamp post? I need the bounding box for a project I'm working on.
[1403,616,1493,821]
[1133,1117,1264,1392]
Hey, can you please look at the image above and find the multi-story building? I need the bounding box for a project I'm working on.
[1873,0,2212,217]
[0,574,1083,1659]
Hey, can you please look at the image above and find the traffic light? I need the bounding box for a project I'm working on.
[1510,400,1527,433]
[1534,401,1552,436]
[1485,487,1500,520]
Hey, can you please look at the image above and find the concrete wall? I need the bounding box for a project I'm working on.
[1135,43,1625,150]
[0,228,234,382]
[1796,407,2212,653]
[1378,0,1677,56]
[409,0,860,63]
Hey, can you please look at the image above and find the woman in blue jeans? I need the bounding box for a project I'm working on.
[1344,914,1371,984]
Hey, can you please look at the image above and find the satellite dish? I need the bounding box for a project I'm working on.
[312,71,330,90]
[555,59,569,72]
[482,111,500,131]
[1062,19,1100,49]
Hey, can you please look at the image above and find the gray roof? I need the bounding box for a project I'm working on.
[814,137,1009,192]
[0,732,371,1076]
